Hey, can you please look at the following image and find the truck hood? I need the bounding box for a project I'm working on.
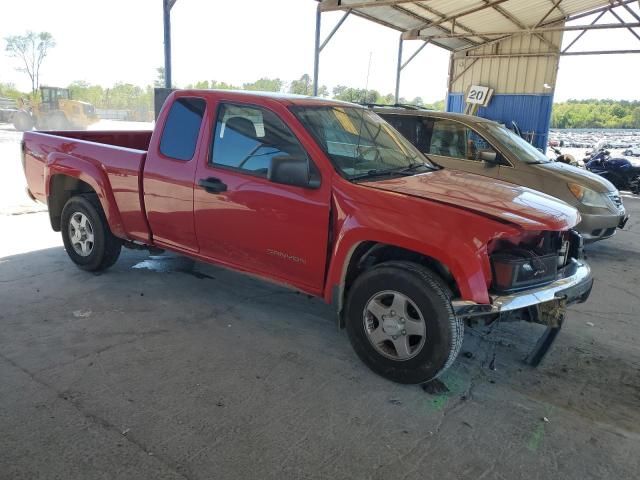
[534,161,616,193]
[361,169,579,231]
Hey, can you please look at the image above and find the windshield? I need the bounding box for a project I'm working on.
[483,122,551,164]
[292,106,434,179]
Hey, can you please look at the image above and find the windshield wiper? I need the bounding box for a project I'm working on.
[350,162,435,181]
[350,169,408,181]
[398,162,436,173]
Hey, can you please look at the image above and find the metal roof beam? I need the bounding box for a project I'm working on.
[481,0,559,50]
[458,49,640,58]
[404,0,510,38]
[459,0,638,54]
[318,0,420,12]
[560,0,635,23]
[409,3,488,44]
[536,0,564,28]
[613,0,640,22]
[392,4,480,44]
[547,0,567,17]
[401,40,430,69]
[319,9,351,51]
[421,22,640,39]
[607,3,640,42]
[561,9,607,53]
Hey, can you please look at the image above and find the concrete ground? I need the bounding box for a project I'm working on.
[1,123,639,479]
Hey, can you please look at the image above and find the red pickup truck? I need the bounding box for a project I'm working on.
[23,90,593,384]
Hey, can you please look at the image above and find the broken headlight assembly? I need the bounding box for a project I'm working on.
[490,249,558,294]
[489,230,583,294]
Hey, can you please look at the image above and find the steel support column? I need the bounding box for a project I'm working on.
[163,0,175,89]
[313,8,321,96]
[394,36,403,103]
[313,8,351,96]
[395,38,428,104]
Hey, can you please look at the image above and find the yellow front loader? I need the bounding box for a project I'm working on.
[13,86,99,131]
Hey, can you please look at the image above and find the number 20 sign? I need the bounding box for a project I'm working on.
[466,85,493,106]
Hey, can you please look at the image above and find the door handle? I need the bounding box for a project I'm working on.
[198,177,227,193]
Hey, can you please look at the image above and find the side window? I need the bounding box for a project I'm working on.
[427,119,496,162]
[385,116,420,149]
[211,104,308,176]
[159,97,206,161]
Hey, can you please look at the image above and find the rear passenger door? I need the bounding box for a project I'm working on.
[421,117,502,179]
[143,97,206,252]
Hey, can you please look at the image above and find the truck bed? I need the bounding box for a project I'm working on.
[53,130,153,151]
[23,130,153,242]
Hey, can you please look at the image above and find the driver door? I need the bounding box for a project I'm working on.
[193,102,331,293]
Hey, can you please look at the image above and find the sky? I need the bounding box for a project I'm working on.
[1,0,639,103]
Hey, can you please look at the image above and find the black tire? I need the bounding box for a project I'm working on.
[61,195,122,271]
[345,261,463,384]
[12,111,34,132]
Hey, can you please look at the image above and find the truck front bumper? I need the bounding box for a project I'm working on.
[452,259,593,319]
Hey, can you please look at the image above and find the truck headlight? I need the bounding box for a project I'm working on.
[567,183,608,208]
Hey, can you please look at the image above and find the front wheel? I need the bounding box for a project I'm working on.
[345,261,463,384]
[61,195,122,271]
[12,111,34,132]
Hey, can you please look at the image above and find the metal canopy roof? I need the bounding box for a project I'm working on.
[318,0,640,53]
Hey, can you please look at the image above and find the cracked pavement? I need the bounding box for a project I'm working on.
[1,124,639,479]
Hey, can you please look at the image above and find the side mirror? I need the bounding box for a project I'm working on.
[478,150,498,164]
[268,155,320,189]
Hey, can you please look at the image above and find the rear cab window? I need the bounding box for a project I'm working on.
[159,97,206,160]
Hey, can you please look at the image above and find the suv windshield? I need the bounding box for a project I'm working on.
[483,123,551,164]
[292,106,434,179]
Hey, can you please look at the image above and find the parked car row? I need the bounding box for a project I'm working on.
[22,90,598,384]
[624,146,640,157]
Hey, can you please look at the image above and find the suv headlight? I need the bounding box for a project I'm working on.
[567,183,609,208]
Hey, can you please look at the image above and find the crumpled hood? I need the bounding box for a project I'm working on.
[361,169,580,231]
[535,161,616,193]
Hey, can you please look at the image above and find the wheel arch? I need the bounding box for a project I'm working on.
[47,156,126,238]
[48,174,96,231]
[331,241,462,328]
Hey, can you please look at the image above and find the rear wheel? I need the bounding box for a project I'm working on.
[345,261,463,384]
[61,195,121,271]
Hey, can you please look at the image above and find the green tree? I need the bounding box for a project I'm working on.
[333,86,381,104]
[5,31,56,94]
[551,99,640,129]
[68,81,105,107]
[0,82,24,100]
[242,77,283,92]
[210,80,238,90]
[289,74,313,95]
[154,67,166,88]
